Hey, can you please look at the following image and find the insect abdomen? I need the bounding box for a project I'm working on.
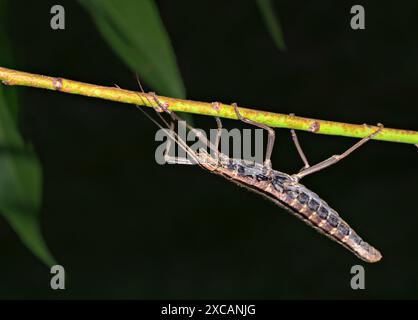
[214,160,381,263]
[280,186,382,263]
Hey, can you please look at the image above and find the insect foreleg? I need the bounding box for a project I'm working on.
[163,155,195,165]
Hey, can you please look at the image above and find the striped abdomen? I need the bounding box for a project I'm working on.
[208,157,382,263]
[272,183,382,263]
[201,157,382,262]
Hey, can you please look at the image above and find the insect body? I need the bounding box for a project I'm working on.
[197,152,381,262]
[138,91,383,263]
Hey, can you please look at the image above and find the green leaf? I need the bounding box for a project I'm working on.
[0,89,56,267]
[256,0,286,51]
[79,0,185,99]
[0,0,56,267]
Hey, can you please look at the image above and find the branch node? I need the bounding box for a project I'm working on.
[52,78,63,91]
[211,102,221,111]
[309,121,320,133]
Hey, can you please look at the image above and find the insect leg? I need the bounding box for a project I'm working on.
[162,122,195,165]
[289,114,310,170]
[134,77,222,168]
[133,80,201,165]
[214,117,222,154]
[164,155,195,165]
[148,92,220,158]
[232,103,275,171]
[291,129,310,169]
[293,123,383,180]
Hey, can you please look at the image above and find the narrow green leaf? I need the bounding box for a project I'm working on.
[0,89,56,267]
[0,0,56,267]
[256,0,286,51]
[79,0,185,99]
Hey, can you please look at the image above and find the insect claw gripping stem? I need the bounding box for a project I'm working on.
[149,91,169,113]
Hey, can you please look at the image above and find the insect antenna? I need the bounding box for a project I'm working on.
[134,73,220,158]
[148,91,221,159]
[133,75,203,165]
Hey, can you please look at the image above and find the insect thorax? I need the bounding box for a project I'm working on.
[215,153,294,187]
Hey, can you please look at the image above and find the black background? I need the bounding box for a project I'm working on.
[0,0,417,298]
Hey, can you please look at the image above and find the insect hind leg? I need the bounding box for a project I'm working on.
[288,114,310,170]
[293,123,384,181]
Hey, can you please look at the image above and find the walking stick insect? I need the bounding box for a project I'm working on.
[136,88,383,263]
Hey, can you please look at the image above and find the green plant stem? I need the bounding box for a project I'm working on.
[0,66,417,144]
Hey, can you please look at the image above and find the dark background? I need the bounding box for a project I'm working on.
[1,0,417,298]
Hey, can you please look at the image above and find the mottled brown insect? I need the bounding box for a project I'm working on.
[137,90,383,263]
